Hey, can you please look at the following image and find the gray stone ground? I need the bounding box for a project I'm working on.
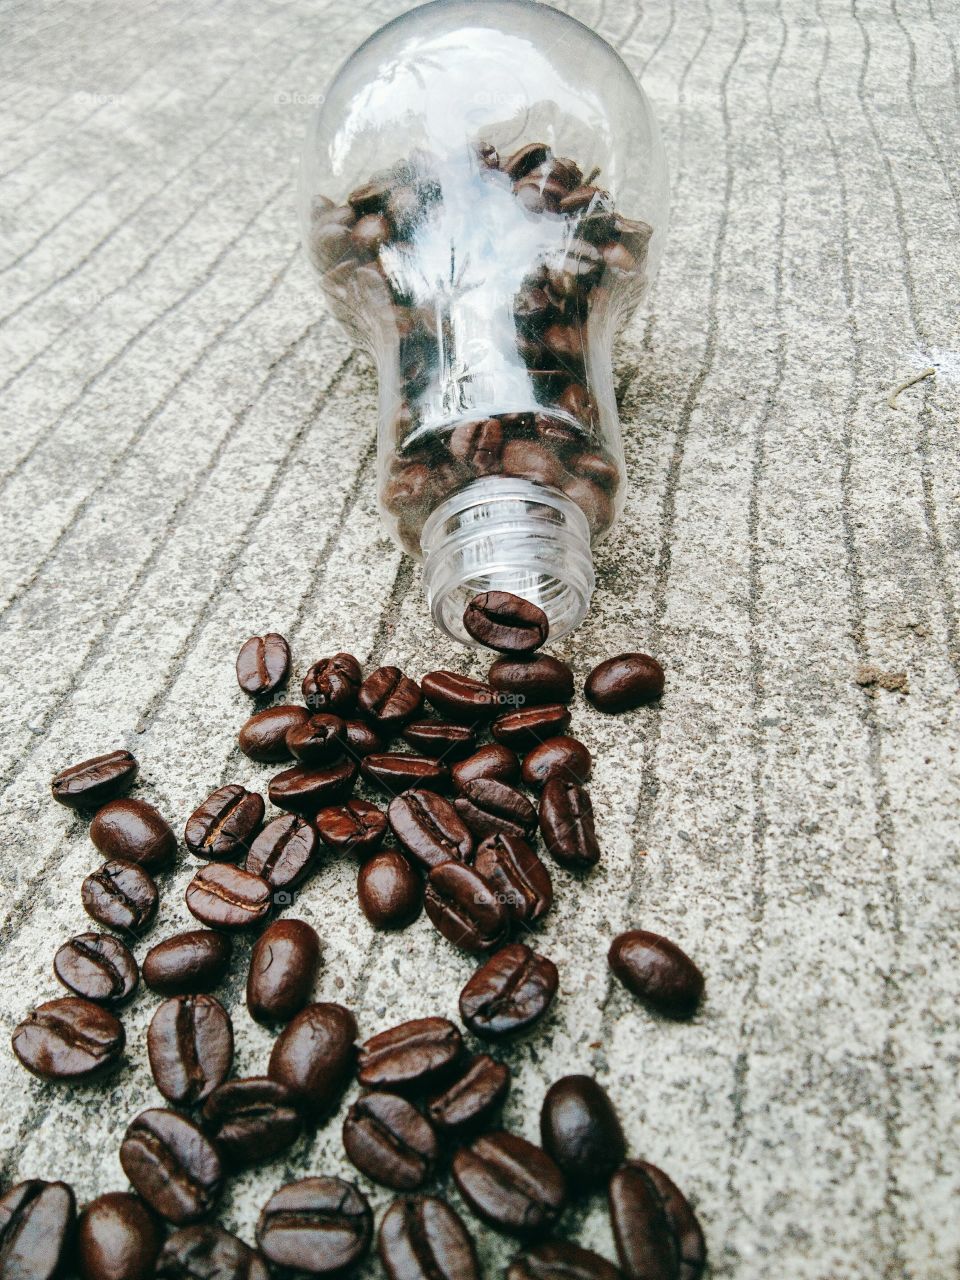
[0,0,958,1275]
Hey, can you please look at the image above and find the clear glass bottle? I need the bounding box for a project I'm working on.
[299,0,669,644]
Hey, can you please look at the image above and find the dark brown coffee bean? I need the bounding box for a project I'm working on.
[522,737,592,789]
[451,744,520,791]
[361,753,449,794]
[156,1225,269,1280]
[401,719,477,759]
[378,1195,480,1280]
[247,918,320,1024]
[358,849,422,929]
[508,1241,622,1280]
[607,931,704,1019]
[316,799,387,855]
[502,142,550,179]
[245,814,318,890]
[608,1161,706,1280]
[352,211,391,255]
[488,654,574,705]
[448,417,504,473]
[357,1017,462,1092]
[344,719,385,757]
[185,863,271,929]
[472,835,552,926]
[303,653,363,712]
[454,778,537,842]
[540,1076,625,1191]
[286,713,346,765]
[77,1190,162,1280]
[12,996,124,1081]
[388,789,472,870]
[142,930,231,995]
[53,933,138,1004]
[425,862,509,954]
[420,671,498,722]
[491,704,572,750]
[81,859,158,933]
[51,750,138,810]
[185,785,264,861]
[463,592,548,652]
[585,654,665,711]
[120,1109,222,1226]
[147,994,233,1106]
[539,780,599,870]
[201,1077,303,1167]
[90,798,176,871]
[459,943,558,1038]
[452,1131,565,1236]
[427,1054,510,1135]
[358,666,423,728]
[238,705,310,762]
[236,632,290,696]
[268,760,357,816]
[0,1180,76,1280]
[268,1002,357,1117]
[343,1092,439,1190]
[257,1177,371,1276]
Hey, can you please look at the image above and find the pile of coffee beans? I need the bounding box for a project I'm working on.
[5,591,706,1279]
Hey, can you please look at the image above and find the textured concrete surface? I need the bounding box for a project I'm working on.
[1,0,958,1276]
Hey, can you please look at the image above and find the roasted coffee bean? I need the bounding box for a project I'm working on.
[12,996,124,1081]
[0,1180,76,1280]
[539,1076,625,1190]
[358,666,423,728]
[539,779,599,870]
[378,1195,480,1280]
[344,719,385,757]
[420,671,498,722]
[201,1077,303,1167]
[53,933,138,1004]
[472,834,552,926]
[454,778,537,842]
[316,799,387,855]
[142,930,231,994]
[608,1161,706,1280]
[90,798,176,871]
[343,1092,439,1190]
[388,789,472,870]
[492,704,572,750]
[508,1241,622,1280]
[463,592,549,652]
[286,713,347,765]
[607,931,704,1019]
[501,440,566,488]
[51,750,138,810]
[303,653,363,712]
[357,1017,462,1092]
[256,1177,372,1276]
[120,1109,222,1226]
[185,863,271,929]
[352,211,391,255]
[361,753,449,794]
[147,994,233,1106]
[427,1054,510,1134]
[236,633,290,696]
[448,417,504,473]
[268,1002,357,1117]
[459,944,558,1038]
[238,705,310,762]
[425,862,509,954]
[452,1131,566,1236]
[245,814,318,890]
[81,859,158,932]
[184,784,264,861]
[585,653,665,711]
[488,654,574,705]
[502,142,550,179]
[401,718,477,759]
[247,918,320,1025]
[451,744,521,791]
[268,760,357,816]
[522,737,592,789]
[77,1190,162,1280]
[358,849,423,929]
[156,1225,269,1280]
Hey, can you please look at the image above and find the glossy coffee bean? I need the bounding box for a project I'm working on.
[147,994,233,1105]
[488,654,574,705]
[454,778,537,842]
[303,652,363,712]
[425,862,509,954]
[449,417,504,472]
[316,799,387,855]
[463,592,548,653]
[256,1177,372,1276]
[472,834,552,926]
[452,1131,565,1236]
[460,944,558,1038]
[539,1076,626,1190]
[238,705,310,762]
[508,1241,622,1280]
[53,933,138,1004]
[268,760,357,816]
[286,713,346,765]
[185,863,271,929]
[608,1161,706,1280]
[388,789,472,870]
[51,750,138,810]
[522,737,591,789]
[357,1017,462,1092]
[236,632,290,696]
[585,653,665,711]
[184,785,264,861]
[77,1191,161,1280]
[378,1195,480,1280]
[90,798,176,871]
[502,141,550,178]
[12,996,124,1081]
[142,930,231,994]
[401,718,477,759]
[247,918,320,1025]
[539,780,600,870]
[607,931,704,1018]
[156,1225,269,1280]
[343,1092,439,1190]
[451,744,520,791]
[492,704,572,750]
[245,814,318,890]
[344,719,385,757]
[358,666,423,728]
[361,753,448,794]
[358,849,422,928]
[268,1002,357,1118]
[81,859,158,933]
[427,1054,510,1134]
[0,1180,76,1280]
[201,1077,303,1167]
[420,671,498,722]
[120,1109,222,1225]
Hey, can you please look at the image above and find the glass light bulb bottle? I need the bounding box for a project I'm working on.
[299,0,668,645]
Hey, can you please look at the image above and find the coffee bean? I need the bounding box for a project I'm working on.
[425,862,509,954]
[492,704,572,750]
[77,1191,162,1280]
[502,142,550,179]
[378,1195,480,1280]
[156,1225,269,1280]
[245,814,318,890]
[459,943,558,1038]
[608,1161,706,1280]
[12,997,124,1081]
[268,760,357,816]
[449,417,504,473]
[521,737,592,789]
[286,713,347,765]
[463,592,549,652]
[401,718,477,759]
[239,705,310,762]
[344,719,385,756]
[388,789,472,870]
[454,778,537,842]
[488,654,574,705]
[256,1177,372,1276]
[268,1002,357,1118]
[247,918,320,1025]
[357,1017,462,1092]
[420,671,498,722]
[51,750,138,810]
[361,753,449,794]
[185,785,264,861]
[236,632,290,696]
[53,933,138,1004]
[185,863,271,929]
[452,1131,566,1236]
[81,859,158,933]
[303,653,363,712]
[316,799,387,855]
[147,994,233,1105]
[358,849,422,929]
[538,779,599,870]
[0,1180,76,1280]
[142,930,231,995]
[585,654,665,711]
[539,1076,625,1190]
[427,1054,510,1135]
[90,798,176,871]
[120,1109,222,1226]
[472,835,552,926]
[358,666,423,728]
[508,1241,622,1280]
[343,1092,439,1190]
[451,744,520,791]
[607,931,704,1019]
[201,1077,303,1167]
